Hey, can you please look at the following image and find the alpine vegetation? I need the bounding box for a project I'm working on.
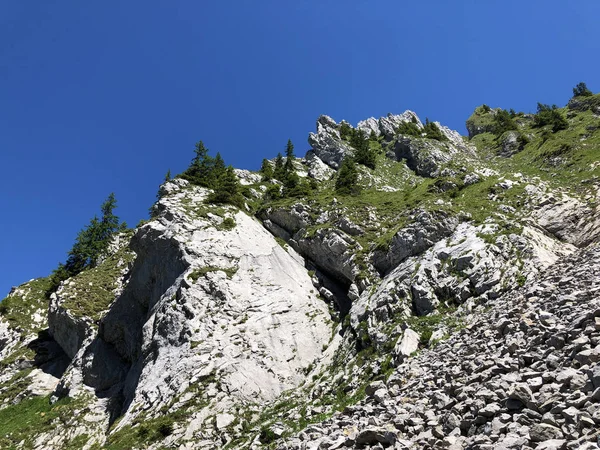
[2,83,600,449]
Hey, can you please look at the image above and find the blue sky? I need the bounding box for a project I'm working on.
[1,1,599,296]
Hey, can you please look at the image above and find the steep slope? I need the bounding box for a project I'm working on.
[1,180,334,449]
[1,88,600,449]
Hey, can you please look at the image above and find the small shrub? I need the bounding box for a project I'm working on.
[136,426,150,439]
[259,427,277,444]
[264,183,282,201]
[396,121,422,137]
[422,118,448,141]
[492,109,518,135]
[156,421,174,438]
[220,217,236,231]
[534,103,568,132]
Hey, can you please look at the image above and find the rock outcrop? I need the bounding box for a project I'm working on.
[308,115,354,169]
[357,111,422,140]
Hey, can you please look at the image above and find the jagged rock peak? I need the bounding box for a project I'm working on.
[308,110,474,171]
[358,110,422,139]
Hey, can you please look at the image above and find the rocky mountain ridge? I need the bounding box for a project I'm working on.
[1,88,600,449]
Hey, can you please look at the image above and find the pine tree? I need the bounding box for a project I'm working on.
[164,169,171,182]
[339,122,352,140]
[335,158,360,195]
[283,139,295,175]
[352,129,376,169]
[492,109,517,135]
[534,103,568,132]
[64,216,100,275]
[273,153,285,180]
[396,121,422,137]
[207,166,245,208]
[212,152,226,185]
[283,170,299,192]
[260,158,274,181]
[573,82,593,98]
[51,193,124,292]
[422,118,448,142]
[184,141,216,187]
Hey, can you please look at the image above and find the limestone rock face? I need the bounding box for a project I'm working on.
[34,181,333,448]
[352,222,575,338]
[373,111,422,140]
[0,316,20,359]
[305,150,335,181]
[47,302,92,360]
[296,228,360,286]
[308,115,354,169]
[309,111,425,169]
[534,192,600,246]
[391,135,469,178]
[372,209,459,275]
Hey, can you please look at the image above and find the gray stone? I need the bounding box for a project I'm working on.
[355,428,397,446]
[534,440,567,450]
[530,424,564,442]
[308,115,354,169]
[394,329,420,360]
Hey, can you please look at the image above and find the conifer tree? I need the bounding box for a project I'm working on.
[422,118,448,142]
[492,109,517,135]
[212,152,226,185]
[335,158,360,195]
[164,169,171,182]
[339,122,352,140]
[534,103,568,132]
[396,121,422,137]
[50,193,124,292]
[352,129,376,169]
[283,139,295,175]
[573,82,593,98]
[207,166,244,208]
[184,141,216,187]
[283,170,300,192]
[260,158,274,181]
[273,153,285,180]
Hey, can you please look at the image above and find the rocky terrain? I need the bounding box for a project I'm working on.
[1,88,600,449]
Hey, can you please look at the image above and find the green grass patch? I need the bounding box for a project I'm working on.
[404,307,465,348]
[0,395,89,449]
[217,217,236,231]
[59,246,135,322]
[189,265,238,282]
[0,277,53,335]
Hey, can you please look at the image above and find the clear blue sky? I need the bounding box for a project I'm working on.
[1,1,599,296]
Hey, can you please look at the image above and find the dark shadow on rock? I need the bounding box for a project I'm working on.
[28,329,70,378]
[312,266,352,317]
[81,225,189,424]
